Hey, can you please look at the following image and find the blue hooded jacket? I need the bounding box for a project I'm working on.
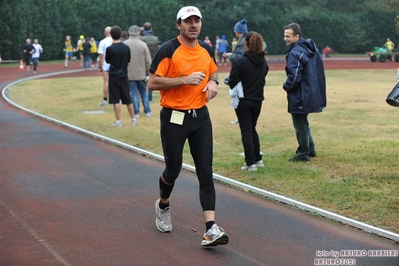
[283,38,326,114]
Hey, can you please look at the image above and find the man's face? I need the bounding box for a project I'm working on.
[177,16,202,40]
[284,29,299,46]
[26,39,31,44]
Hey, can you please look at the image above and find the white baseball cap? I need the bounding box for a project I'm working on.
[176,6,202,21]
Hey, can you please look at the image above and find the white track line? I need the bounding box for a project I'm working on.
[0,199,72,266]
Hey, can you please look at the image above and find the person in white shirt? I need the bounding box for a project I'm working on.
[32,39,43,74]
[97,26,113,106]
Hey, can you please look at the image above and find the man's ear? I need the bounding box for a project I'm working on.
[175,21,181,31]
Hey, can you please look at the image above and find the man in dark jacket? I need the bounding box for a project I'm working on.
[140,22,160,103]
[283,23,326,162]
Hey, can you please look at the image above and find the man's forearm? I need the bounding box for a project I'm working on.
[209,73,218,80]
[148,73,186,91]
[98,54,104,68]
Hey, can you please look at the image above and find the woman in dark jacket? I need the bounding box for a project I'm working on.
[228,31,269,171]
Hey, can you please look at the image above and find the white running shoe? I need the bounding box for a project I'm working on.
[111,121,122,127]
[99,100,108,106]
[256,160,264,167]
[201,224,229,247]
[155,199,172,233]
[241,164,257,171]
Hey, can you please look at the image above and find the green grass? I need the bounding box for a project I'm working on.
[8,69,399,233]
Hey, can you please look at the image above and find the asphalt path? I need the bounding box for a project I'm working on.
[0,61,398,266]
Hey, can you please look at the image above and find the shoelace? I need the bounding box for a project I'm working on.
[207,225,225,236]
[160,208,171,223]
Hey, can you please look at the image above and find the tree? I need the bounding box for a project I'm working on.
[1,0,398,60]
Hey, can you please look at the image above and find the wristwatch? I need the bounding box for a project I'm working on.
[211,77,220,85]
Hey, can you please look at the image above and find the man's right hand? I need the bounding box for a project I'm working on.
[187,71,205,86]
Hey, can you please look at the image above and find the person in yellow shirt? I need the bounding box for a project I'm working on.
[77,35,85,67]
[231,37,237,51]
[63,35,74,68]
[90,37,98,68]
[385,38,395,52]
[384,38,395,61]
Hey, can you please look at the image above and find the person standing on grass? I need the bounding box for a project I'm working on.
[140,22,160,104]
[98,26,113,106]
[222,19,249,124]
[32,38,43,74]
[124,25,152,118]
[22,38,36,75]
[283,23,326,162]
[148,6,229,247]
[105,25,136,127]
[223,19,248,65]
[228,31,269,171]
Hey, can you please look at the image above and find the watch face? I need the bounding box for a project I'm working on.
[213,78,220,85]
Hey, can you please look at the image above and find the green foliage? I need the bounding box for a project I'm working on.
[0,0,398,60]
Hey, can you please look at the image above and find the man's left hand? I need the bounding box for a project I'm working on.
[203,81,218,102]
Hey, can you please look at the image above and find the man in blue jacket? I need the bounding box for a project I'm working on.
[283,23,326,162]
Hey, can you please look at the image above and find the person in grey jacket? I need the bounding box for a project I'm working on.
[224,19,247,63]
[283,23,326,162]
[124,25,152,117]
[228,31,269,171]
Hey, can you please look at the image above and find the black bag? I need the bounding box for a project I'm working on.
[386,83,399,107]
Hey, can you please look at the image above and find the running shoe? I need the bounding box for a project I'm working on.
[201,224,229,247]
[155,199,172,233]
[256,160,264,167]
[241,164,257,171]
[99,100,108,106]
[111,121,122,127]
[289,156,310,162]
